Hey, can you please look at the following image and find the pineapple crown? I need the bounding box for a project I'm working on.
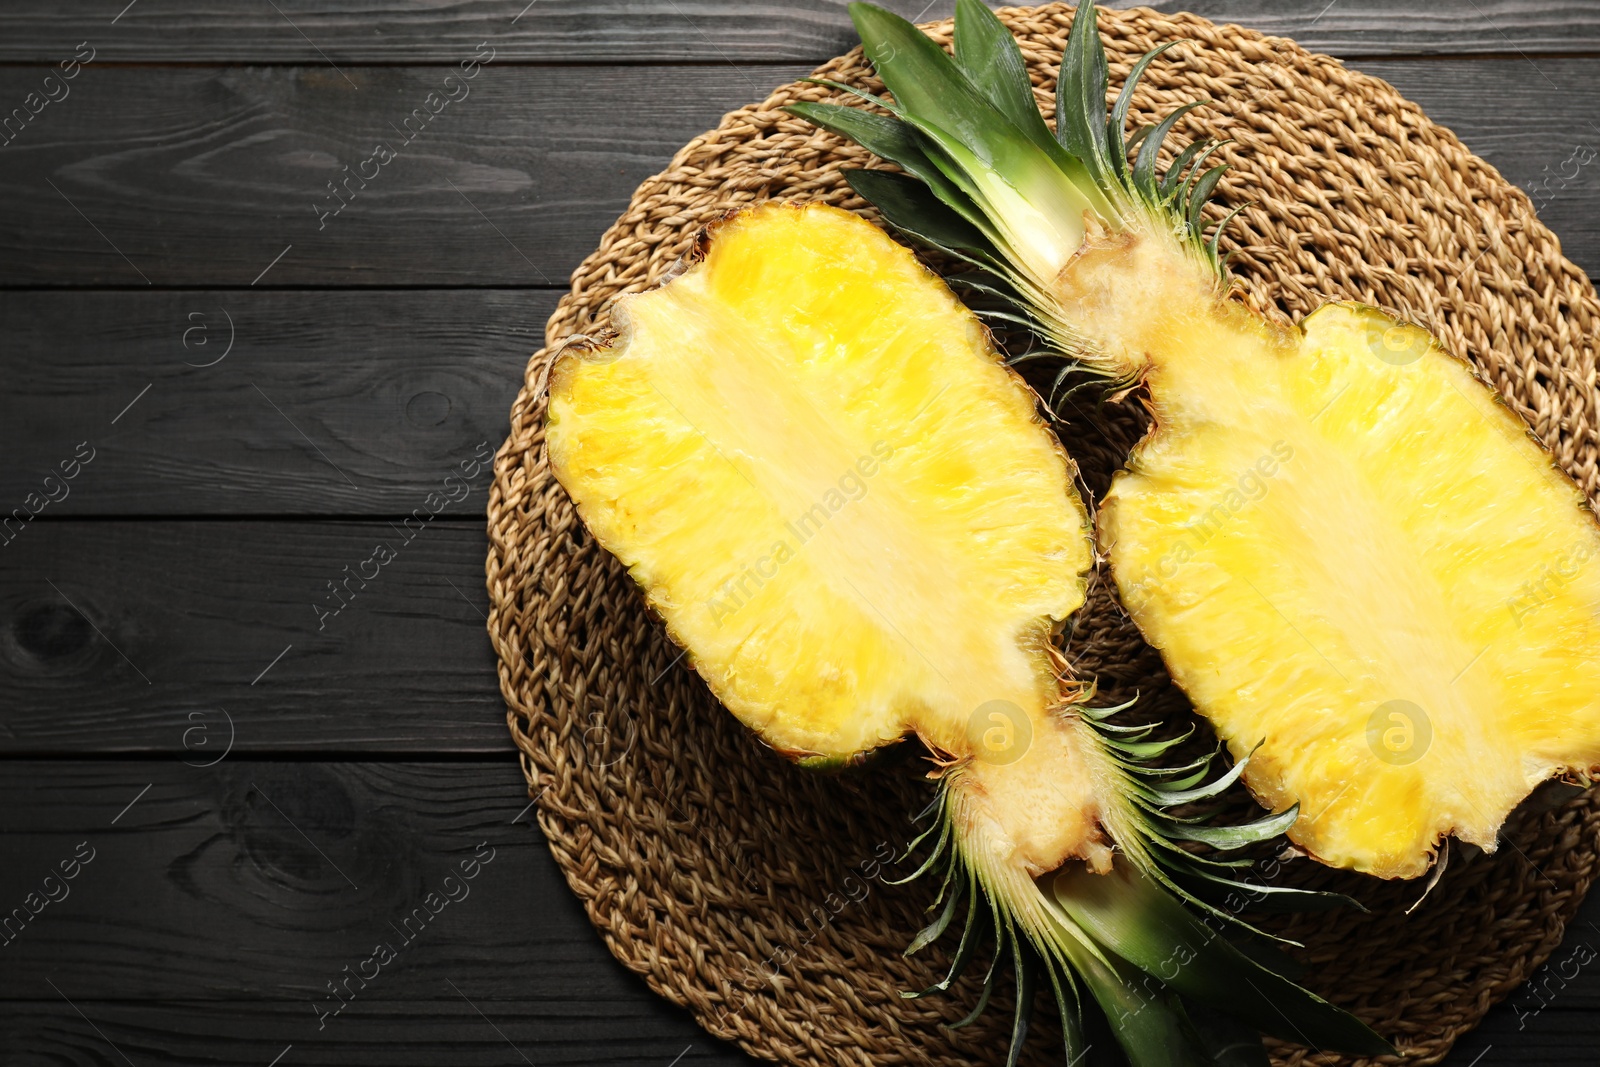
[900,692,1389,1066]
[787,0,1240,375]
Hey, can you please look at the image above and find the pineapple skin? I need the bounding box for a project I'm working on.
[1074,233,1600,879]
[547,202,1110,877]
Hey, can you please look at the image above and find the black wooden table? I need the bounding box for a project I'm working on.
[1,2,1596,1064]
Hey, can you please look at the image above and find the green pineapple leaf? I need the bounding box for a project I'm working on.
[1052,862,1393,1055]
[951,0,1056,152]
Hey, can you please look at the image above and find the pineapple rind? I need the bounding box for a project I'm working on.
[547,202,1094,764]
[1102,301,1600,879]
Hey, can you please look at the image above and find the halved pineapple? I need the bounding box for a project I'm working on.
[1099,292,1600,879]
[545,201,1387,1064]
[798,0,1600,882]
[547,201,1101,876]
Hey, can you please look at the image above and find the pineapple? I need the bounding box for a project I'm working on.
[793,0,1600,882]
[546,201,1388,1065]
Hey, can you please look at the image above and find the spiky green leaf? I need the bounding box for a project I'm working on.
[1149,804,1298,849]
[889,816,951,883]
[785,101,998,239]
[1052,862,1393,1055]
[849,1,1112,268]
[1186,164,1228,232]
[848,3,1039,173]
[1054,0,1111,186]
[1167,858,1364,915]
[1101,723,1195,759]
[1108,40,1184,181]
[1159,138,1212,200]
[1041,951,1092,1065]
[844,169,997,258]
[952,0,1055,151]
[1136,750,1251,806]
[906,870,964,955]
[1005,938,1035,1067]
[945,948,998,1029]
[1133,101,1206,202]
[930,875,986,991]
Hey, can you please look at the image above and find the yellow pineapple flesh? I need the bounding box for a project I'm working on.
[1079,237,1600,879]
[546,201,1104,876]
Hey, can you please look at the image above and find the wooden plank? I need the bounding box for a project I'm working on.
[1434,1002,1600,1066]
[1154,0,1600,56]
[0,58,1596,288]
[4,1002,750,1067]
[0,1,1594,63]
[0,521,518,753]
[0,290,554,515]
[0,63,812,287]
[0,758,754,1066]
[0,761,601,999]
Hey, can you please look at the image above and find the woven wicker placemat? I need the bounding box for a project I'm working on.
[485,6,1600,1065]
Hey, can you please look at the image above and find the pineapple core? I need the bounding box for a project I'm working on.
[1084,234,1600,879]
[547,202,1102,875]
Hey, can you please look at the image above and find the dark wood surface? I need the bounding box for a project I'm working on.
[2,3,1596,1065]
[0,0,1597,59]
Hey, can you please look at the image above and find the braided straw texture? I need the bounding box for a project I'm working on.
[486,5,1600,1065]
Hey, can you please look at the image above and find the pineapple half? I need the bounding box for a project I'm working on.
[793,0,1600,881]
[546,201,1387,1065]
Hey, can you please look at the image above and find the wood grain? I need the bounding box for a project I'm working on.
[0,759,755,1066]
[0,521,518,753]
[1,59,1597,287]
[5,1002,750,1067]
[0,290,556,514]
[4,1001,752,1067]
[0,63,811,287]
[2,761,572,999]
[0,1,1593,63]
[0,761,640,1000]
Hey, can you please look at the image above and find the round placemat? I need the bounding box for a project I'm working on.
[485,5,1600,1065]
